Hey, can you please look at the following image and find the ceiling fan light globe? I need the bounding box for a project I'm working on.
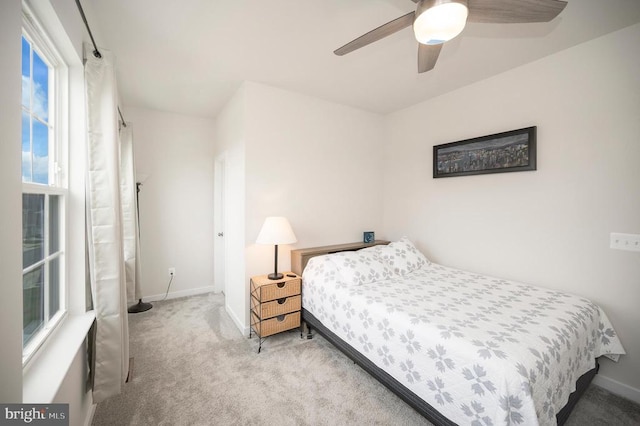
[413,0,468,45]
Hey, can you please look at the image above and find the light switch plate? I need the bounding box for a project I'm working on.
[610,233,640,252]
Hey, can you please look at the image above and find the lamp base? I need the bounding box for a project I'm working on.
[128,299,153,313]
[267,272,284,280]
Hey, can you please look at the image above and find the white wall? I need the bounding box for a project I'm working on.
[53,342,93,426]
[241,82,386,329]
[383,24,640,396]
[124,107,216,300]
[214,82,386,333]
[0,0,26,403]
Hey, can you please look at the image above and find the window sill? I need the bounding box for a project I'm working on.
[23,310,95,403]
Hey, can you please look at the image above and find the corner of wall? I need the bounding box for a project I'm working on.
[593,375,640,405]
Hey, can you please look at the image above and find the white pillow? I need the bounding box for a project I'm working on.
[330,250,393,285]
[378,237,429,275]
[359,244,386,258]
[302,254,340,283]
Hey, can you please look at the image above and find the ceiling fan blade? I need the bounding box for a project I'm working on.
[334,12,415,56]
[418,43,442,73]
[467,0,568,24]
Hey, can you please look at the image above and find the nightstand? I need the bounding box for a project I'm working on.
[249,272,301,353]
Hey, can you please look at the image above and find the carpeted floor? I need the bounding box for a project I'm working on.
[92,293,640,425]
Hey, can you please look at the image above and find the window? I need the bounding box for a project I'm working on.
[21,19,68,360]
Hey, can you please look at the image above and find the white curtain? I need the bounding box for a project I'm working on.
[120,125,141,302]
[84,46,130,403]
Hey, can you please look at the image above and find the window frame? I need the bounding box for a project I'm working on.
[21,7,70,366]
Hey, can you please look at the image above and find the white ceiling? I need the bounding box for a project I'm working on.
[87,0,640,118]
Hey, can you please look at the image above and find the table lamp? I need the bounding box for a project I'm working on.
[256,217,297,280]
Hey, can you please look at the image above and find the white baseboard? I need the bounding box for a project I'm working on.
[84,403,96,426]
[225,303,249,336]
[593,374,640,404]
[142,286,216,303]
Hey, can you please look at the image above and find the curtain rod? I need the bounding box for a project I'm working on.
[75,0,101,59]
[76,0,128,128]
[118,107,127,128]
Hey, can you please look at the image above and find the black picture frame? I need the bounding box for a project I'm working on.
[363,232,375,244]
[433,126,537,178]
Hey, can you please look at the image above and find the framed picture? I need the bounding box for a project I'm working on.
[363,231,375,244]
[433,126,536,178]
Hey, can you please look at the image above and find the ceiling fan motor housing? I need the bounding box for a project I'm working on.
[414,0,469,45]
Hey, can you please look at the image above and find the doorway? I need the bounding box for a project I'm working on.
[214,153,227,295]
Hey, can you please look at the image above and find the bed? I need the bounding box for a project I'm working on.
[290,238,625,426]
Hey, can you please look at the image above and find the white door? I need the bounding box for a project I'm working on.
[214,154,227,294]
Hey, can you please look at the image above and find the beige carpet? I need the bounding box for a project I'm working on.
[92,293,640,425]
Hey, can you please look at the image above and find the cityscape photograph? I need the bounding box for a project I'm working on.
[436,133,532,176]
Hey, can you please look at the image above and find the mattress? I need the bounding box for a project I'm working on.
[301,240,625,426]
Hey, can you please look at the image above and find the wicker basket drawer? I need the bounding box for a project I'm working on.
[257,278,301,302]
[251,311,300,338]
[251,295,301,320]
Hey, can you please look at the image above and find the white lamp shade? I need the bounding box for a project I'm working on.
[256,217,297,245]
[414,0,468,45]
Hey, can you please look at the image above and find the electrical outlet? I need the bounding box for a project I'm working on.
[610,233,640,252]
[168,267,176,276]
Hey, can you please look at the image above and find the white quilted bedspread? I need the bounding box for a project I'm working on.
[302,254,625,426]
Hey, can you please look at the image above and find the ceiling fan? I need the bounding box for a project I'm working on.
[334,0,568,73]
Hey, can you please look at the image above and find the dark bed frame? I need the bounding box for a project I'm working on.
[291,242,599,426]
